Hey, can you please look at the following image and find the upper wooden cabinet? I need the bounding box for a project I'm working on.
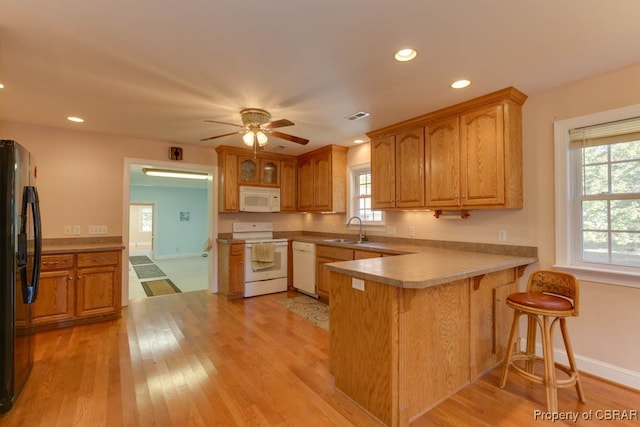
[368,87,527,212]
[371,127,425,209]
[215,146,297,212]
[297,145,348,212]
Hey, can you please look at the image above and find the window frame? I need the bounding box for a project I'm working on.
[554,104,640,288]
[348,162,385,228]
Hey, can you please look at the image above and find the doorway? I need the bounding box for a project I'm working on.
[122,158,217,303]
[129,203,154,258]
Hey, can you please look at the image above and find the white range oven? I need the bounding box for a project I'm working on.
[232,222,288,297]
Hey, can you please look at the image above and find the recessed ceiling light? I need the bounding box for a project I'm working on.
[67,116,84,123]
[0,83,4,89]
[451,79,471,89]
[345,111,370,121]
[353,139,366,144]
[394,48,417,62]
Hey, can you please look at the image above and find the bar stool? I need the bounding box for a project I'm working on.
[499,270,585,412]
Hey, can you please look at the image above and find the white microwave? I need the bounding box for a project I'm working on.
[239,186,281,212]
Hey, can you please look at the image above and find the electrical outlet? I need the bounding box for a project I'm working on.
[72,225,81,235]
[386,225,396,235]
[352,278,365,291]
[408,226,415,237]
[88,225,108,235]
[498,229,507,242]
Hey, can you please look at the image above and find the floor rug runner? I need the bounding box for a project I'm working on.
[276,295,329,331]
[133,263,166,279]
[141,279,182,297]
[129,255,153,265]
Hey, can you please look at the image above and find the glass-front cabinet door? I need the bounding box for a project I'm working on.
[260,160,279,186]
[238,156,279,186]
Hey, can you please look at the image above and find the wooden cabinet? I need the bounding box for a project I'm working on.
[215,146,297,212]
[368,87,527,213]
[426,103,520,209]
[76,252,121,318]
[315,245,353,302]
[297,145,348,212]
[217,241,244,299]
[216,149,239,212]
[34,255,75,325]
[33,250,122,331]
[280,158,297,211]
[371,127,425,209]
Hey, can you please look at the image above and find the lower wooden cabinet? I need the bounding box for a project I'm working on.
[316,245,354,303]
[218,241,244,299]
[34,250,122,330]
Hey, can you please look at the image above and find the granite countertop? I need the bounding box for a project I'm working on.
[323,247,537,289]
[42,237,125,255]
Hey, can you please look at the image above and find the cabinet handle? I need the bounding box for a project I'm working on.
[92,257,107,262]
[43,261,59,265]
[77,275,82,280]
[68,276,73,280]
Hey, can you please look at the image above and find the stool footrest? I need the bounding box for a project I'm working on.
[507,354,580,389]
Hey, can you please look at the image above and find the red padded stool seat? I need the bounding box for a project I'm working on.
[499,271,585,412]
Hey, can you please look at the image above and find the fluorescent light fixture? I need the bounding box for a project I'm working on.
[67,116,84,123]
[451,79,471,89]
[353,139,366,144]
[394,48,417,62]
[142,168,208,180]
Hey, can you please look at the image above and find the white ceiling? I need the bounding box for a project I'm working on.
[2,1,640,156]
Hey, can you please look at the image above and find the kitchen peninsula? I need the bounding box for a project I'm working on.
[325,248,536,426]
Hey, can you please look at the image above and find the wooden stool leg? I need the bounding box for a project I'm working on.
[525,314,537,373]
[500,310,522,388]
[542,316,558,413]
[559,318,586,403]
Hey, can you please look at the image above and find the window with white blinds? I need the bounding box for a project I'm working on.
[555,107,640,288]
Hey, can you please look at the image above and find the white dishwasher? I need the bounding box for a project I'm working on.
[292,241,317,297]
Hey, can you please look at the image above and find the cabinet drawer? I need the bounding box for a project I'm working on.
[316,245,353,261]
[77,251,120,267]
[41,254,75,271]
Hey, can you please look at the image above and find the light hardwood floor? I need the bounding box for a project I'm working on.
[1,290,638,426]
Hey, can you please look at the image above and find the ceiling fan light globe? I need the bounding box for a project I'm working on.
[242,131,255,146]
[256,130,268,146]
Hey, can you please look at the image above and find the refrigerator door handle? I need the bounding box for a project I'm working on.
[18,186,42,304]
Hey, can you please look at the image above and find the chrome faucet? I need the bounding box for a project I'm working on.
[347,216,365,243]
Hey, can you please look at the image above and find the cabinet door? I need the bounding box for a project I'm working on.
[460,104,505,206]
[33,270,75,325]
[316,255,333,302]
[260,159,280,186]
[426,117,460,207]
[280,159,297,211]
[76,266,119,318]
[395,127,425,208]
[219,152,239,212]
[229,244,245,296]
[313,154,332,211]
[238,156,260,184]
[371,135,396,209]
[297,156,314,211]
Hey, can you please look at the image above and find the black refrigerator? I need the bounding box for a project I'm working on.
[0,140,42,413]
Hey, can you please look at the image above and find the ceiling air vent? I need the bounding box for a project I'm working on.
[345,111,371,121]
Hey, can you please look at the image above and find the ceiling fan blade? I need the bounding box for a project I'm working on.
[269,130,309,145]
[200,130,243,141]
[264,119,294,130]
[204,119,244,128]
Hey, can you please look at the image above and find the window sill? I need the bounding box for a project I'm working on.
[552,264,640,289]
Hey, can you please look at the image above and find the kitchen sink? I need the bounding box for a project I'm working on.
[323,238,359,244]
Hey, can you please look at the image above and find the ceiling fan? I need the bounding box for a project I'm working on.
[201,108,309,152]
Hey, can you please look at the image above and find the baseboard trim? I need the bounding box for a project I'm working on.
[528,342,640,391]
[154,252,206,260]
